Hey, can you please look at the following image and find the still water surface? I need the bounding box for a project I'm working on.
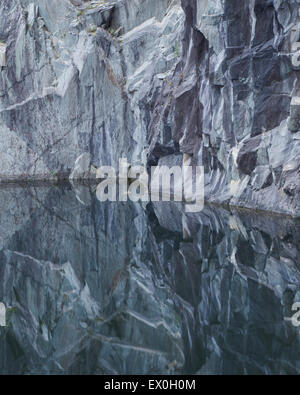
[0,183,300,374]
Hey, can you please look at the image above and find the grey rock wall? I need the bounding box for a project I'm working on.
[149,0,300,217]
[1,0,300,216]
[0,0,183,177]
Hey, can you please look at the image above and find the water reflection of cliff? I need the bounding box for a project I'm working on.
[0,183,300,374]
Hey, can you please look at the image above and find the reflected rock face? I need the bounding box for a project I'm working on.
[0,184,300,374]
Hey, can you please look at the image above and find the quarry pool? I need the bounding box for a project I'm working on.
[0,183,300,374]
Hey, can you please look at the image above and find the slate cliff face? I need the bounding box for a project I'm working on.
[1,0,300,216]
[149,0,300,217]
[0,0,184,176]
